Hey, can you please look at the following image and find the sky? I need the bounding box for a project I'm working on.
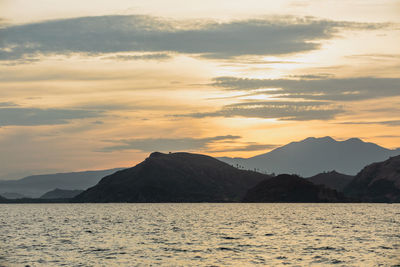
[0,0,399,179]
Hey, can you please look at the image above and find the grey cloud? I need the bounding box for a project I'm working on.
[212,77,400,101]
[0,70,131,82]
[74,103,138,111]
[1,56,40,66]
[219,59,299,65]
[209,143,279,153]
[0,107,102,126]
[339,120,400,126]
[0,15,387,61]
[174,101,343,121]
[345,54,400,60]
[374,135,400,138]
[288,73,334,79]
[101,135,241,152]
[0,18,8,29]
[103,53,171,61]
[0,102,18,107]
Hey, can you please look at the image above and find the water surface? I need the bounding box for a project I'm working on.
[0,203,399,266]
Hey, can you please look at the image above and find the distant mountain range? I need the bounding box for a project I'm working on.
[0,192,26,199]
[40,189,84,199]
[73,152,269,203]
[0,168,123,198]
[72,151,400,203]
[1,136,400,203]
[219,136,400,177]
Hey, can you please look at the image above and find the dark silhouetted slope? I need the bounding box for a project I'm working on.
[0,195,7,203]
[40,189,84,199]
[219,137,399,176]
[344,155,400,202]
[0,168,123,197]
[243,174,347,202]
[307,171,354,192]
[74,152,269,203]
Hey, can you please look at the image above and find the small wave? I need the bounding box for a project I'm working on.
[305,246,345,251]
[221,236,240,240]
[58,239,72,244]
[162,247,188,253]
[217,247,240,252]
[331,259,344,264]
[90,248,111,252]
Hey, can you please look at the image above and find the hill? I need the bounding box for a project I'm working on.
[73,152,269,203]
[219,137,400,176]
[40,189,84,199]
[243,174,347,202]
[0,192,26,199]
[344,155,400,202]
[307,171,354,192]
[0,168,123,198]
[0,195,7,203]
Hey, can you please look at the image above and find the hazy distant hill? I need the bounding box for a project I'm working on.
[73,152,269,203]
[243,174,347,203]
[0,168,123,198]
[307,171,354,192]
[0,192,26,199]
[40,189,84,199]
[344,155,400,202]
[219,137,400,177]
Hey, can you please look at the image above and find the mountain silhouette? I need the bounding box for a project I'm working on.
[0,195,7,203]
[307,171,354,192]
[0,192,26,199]
[0,168,123,198]
[344,155,400,202]
[219,136,400,176]
[40,189,84,199]
[73,152,269,203]
[243,174,347,202]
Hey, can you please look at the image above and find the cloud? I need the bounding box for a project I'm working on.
[101,135,241,152]
[374,135,400,138]
[0,15,388,61]
[0,18,8,29]
[0,102,18,107]
[103,53,172,61]
[212,76,400,101]
[0,107,102,126]
[208,143,279,152]
[345,54,400,60]
[288,73,334,79]
[174,100,343,121]
[0,69,131,82]
[339,120,400,126]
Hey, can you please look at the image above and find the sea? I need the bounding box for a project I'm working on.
[0,203,399,266]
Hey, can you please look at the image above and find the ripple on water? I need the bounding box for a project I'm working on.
[0,203,399,266]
